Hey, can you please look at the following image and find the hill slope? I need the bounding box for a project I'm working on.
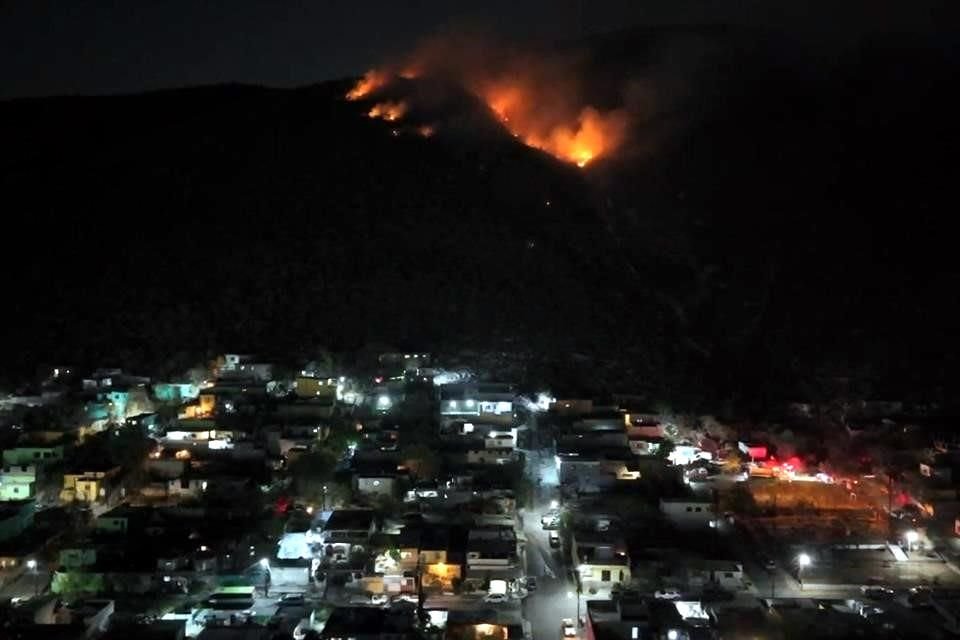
[2,26,957,410]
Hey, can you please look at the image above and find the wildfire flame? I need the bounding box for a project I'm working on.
[345,36,633,168]
[346,69,389,100]
[368,101,407,122]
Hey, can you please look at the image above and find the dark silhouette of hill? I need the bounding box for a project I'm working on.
[2,26,957,411]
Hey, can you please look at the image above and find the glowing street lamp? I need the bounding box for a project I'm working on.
[550,499,559,510]
[797,553,811,590]
[906,530,919,551]
[26,559,38,595]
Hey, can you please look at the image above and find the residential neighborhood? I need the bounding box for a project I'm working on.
[2,350,960,639]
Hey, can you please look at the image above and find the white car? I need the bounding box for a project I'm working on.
[483,593,509,604]
[562,618,577,638]
[392,593,418,604]
[654,589,682,600]
[370,594,389,606]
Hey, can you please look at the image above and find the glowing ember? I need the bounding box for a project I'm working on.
[346,69,389,100]
[418,125,435,138]
[368,101,407,122]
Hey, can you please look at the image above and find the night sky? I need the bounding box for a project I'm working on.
[0,0,949,99]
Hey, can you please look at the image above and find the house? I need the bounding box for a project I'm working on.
[215,354,273,382]
[353,461,401,498]
[321,509,377,556]
[180,392,216,419]
[0,464,37,501]
[555,445,638,491]
[623,413,665,439]
[686,560,745,591]
[294,376,339,399]
[163,419,224,442]
[659,498,715,529]
[571,529,631,592]
[463,526,520,593]
[586,597,653,640]
[166,477,208,499]
[391,525,464,591]
[737,441,768,462]
[153,382,201,404]
[320,606,416,640]
[2,444,64,466]
[61,464,122,504]
[466,447,517,466]
[0,500,35,543]
[552,398,594,416]
[355,475,397,498]
[439,383,515,424]
[379,352,431,374]
[484,428,518,450]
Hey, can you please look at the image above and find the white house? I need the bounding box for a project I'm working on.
[439,383,515,424]
[355,475,396,498]
[659,498,715,529]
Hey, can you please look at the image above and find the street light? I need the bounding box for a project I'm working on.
[26,559,38,596]
[906,530,919,552]
[322,485,328,511]
[667,631,679,640]
[797,553,811,590]
[259,558,270,569]
[550,499,559,509]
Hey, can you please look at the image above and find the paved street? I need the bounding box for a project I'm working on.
[519,412,582,640]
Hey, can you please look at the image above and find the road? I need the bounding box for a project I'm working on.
[519,410,582,640]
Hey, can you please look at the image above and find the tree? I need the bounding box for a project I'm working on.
[401,444,442,481]
[289,450,338,497]
[52,570,104,596]
[722,450,743,474]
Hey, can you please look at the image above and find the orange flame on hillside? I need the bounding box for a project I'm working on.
[346,69,389,100]
[368,101,408,122]
[481,82,627,167]
[346,35,635,168]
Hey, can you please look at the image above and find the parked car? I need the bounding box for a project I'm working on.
[561,618,577,638]
[654,589,682,600]
[370,594,390,606]
[861,585,895,600]
[278,593,305,606]
[483,593,509,604]
[549,531,561,549]
[860,605,885,619]
[526,576,538,592]
[392,593,418,604]
[907,586,933,608]
[761,556,776,571]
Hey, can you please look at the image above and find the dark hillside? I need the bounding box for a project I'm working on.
[2,26,957,411]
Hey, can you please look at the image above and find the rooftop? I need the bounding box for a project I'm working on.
[324,509,375,531]
[322,606,415,637]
